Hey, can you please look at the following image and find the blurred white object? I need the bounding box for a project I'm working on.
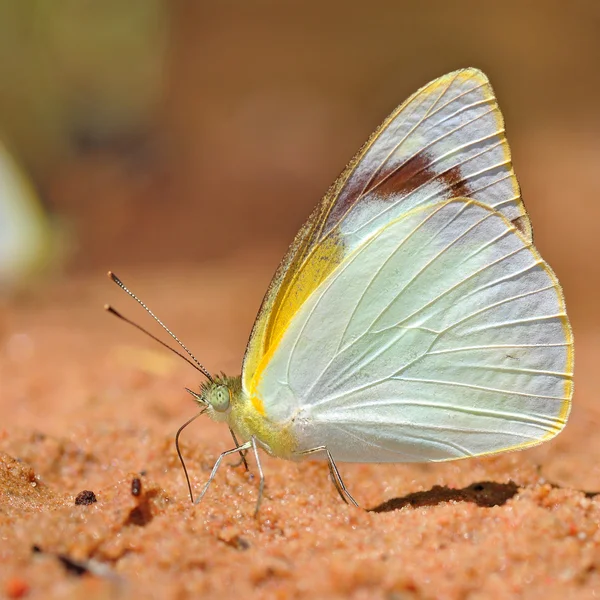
[0,141,53,288]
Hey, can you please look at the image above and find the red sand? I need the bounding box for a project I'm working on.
[1,262,599,599]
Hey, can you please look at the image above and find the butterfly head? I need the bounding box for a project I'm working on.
[187,375,242,423]
[204,382,231,413]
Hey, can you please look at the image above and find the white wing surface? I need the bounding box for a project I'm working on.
[253,199,573,462]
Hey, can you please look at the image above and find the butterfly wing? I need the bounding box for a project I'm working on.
[252,198,573,461]
[243,68,531,393]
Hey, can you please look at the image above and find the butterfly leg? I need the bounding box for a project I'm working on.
[300,446,360,508]
[228,427,249,471]
[195,440,252,505]
[251,436,265,517]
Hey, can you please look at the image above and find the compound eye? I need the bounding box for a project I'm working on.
[211,385,230,412]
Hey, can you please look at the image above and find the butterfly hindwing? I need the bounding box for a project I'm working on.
[252,198,572,461]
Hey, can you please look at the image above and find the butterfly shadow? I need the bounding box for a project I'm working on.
[368,480,519,513]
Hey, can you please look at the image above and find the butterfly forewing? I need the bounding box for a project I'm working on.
[243,68,532,391]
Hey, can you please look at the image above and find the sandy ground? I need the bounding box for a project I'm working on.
[0,259,599,600]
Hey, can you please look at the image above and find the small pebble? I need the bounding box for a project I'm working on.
[131,477,142,497]
[74,490,97,505]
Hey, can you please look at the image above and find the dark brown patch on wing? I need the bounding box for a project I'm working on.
[369,152,436,200]
[325,151,477,239]
[438,164,472,199]
[369,154,473,202]
[511,215,530,237]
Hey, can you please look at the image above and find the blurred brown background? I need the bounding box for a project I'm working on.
[2,6,600,597]
[0,1,598,333]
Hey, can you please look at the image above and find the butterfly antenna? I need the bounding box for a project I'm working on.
[175,408,207,503]
[105,304,209,376]
[106,271,214,383]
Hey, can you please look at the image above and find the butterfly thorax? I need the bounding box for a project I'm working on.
[200,375,298,459]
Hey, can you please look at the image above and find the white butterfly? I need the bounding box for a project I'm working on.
[109,68,573,513]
